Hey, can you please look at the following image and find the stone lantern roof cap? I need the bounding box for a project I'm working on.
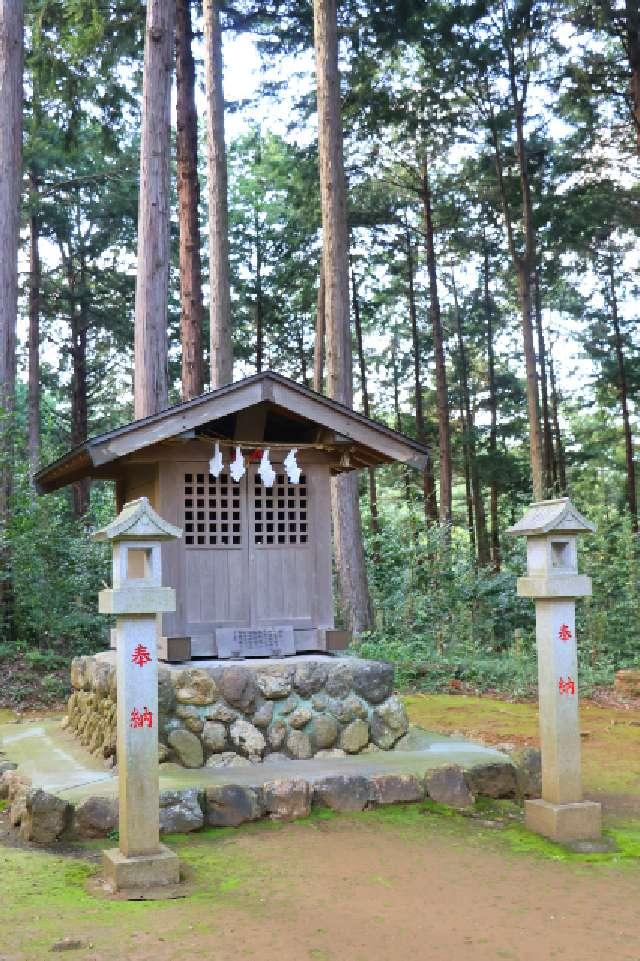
[91,497,182,543]
[506,498,596,537]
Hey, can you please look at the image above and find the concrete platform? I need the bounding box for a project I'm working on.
[95,650,360,673]
[0,715,509,804]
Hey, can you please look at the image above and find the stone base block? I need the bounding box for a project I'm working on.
[524,798,602,842]
[102,844,180,891]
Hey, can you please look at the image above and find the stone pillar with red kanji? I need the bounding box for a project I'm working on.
[507,498,601,843]
[92,498,182,891]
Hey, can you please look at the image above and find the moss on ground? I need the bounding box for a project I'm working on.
[0,831,266,960]
[1,798,639,960]
[1,692,639,960]
[404,693,640,795]
[329,802,640,869]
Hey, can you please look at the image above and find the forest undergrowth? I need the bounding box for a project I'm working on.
[2,460,638,710]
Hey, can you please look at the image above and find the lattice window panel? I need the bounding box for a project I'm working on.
[253,472,308,546]
[183,471,243,548]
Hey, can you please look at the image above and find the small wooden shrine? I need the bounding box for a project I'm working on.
[36,371,428,660]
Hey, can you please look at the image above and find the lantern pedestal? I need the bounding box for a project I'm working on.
[103,844,180,890]
[524,799,602,843]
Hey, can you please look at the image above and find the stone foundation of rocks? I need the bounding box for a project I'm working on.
[65,654,410,768]
[0,751,542,845]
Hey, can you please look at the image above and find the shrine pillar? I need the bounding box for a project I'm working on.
[93,497,182,891]
[507,498,602,843]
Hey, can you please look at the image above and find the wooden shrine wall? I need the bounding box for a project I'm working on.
[118,441,334,654]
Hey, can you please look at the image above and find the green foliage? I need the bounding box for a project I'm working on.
[354,478,534,692]
[5,461,112,651]
[227,127,320,378]
[354,469,640,693]
[577,510,640,670]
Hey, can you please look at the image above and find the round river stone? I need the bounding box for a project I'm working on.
[351,661,394,704]
[340,719,370,754]
[311,713,339,750]
[175,668,217,706]
[168,728,204,768]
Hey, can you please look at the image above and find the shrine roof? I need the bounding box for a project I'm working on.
[35,370,430,494]
[506,498,596,536]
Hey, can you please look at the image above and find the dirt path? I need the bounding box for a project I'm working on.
[201,818,640,961]
[2,809,639,961]
[3,691,640,961]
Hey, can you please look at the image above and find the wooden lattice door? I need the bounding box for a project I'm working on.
[181,466,250,628]
[247,464,315,627]
[181,461,317,631]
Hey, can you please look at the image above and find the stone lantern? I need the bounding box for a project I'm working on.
[93,497,182,891]
[507,498,601,842]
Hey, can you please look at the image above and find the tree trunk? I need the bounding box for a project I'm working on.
[297,321,308,385]
[351,268,379,539]
[483,237,501,571]
[28,170,41,479]
[457,369,475,558]
[204,0,233,389]
[392,326,402,433]
[71,292,89,517]
[516,259,544,500]
[452,272,489,565]
[62,246,90,518]
[608,253,638,531]
[534,269,555,495]
[313,0,372,633]
[488,79,543,499]
[548,346,567,494]
[0,0,23,641]
[134,0,174,419]
[315,1,350,406]
[255,203,264,373]
[625,0,640,156]
[508,37,544,501]
[313,253,325,392]
[176,0,204,401]
[406,221,438,521]
[420,162,452,526]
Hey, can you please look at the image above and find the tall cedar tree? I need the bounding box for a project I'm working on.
[134,0,174,418]
[421,160,452,525]
[27,167,41,478]
[176,0,205,399]
[452,273,490,565]
[0,0,23,639]
[204,0,233,387]
[607,252,638,530]
[342,25,454,524]
[351,267,380,542]
[487,5,544,499]
[483,236,501,569]
[405,221,438,521]
[26,24,43,480]
[313,0,373,632]
[314,255,326,390]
